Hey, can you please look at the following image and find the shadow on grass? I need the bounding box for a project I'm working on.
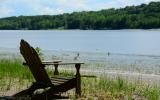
[0,95,69,100]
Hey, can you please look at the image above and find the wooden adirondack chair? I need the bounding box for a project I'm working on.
[13,39,83,99]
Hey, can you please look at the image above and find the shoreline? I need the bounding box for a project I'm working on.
[1,47,160,57]
[57,67,160,86]
[0,48,160,85]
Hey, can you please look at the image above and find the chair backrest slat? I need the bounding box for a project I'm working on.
[20,40,52,84]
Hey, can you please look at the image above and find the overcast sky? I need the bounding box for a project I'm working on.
[0,0,159,18]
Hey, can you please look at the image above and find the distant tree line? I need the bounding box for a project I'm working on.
[0,2,160,30]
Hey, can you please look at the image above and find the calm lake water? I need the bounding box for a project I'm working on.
[1,30,160,82]
[0,30,160,55]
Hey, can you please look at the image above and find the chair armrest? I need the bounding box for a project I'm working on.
[43,62,84,75]
[42,62,84,65]
[23,62,27,65]
[22,60,62,66]
[42,60,62,63]
[23,61,84,76]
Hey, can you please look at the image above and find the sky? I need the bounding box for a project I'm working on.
[0,0,159,18]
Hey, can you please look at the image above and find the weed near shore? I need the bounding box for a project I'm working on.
[0,58,160,100]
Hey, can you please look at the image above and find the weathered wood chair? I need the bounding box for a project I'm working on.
[13,39,83,99]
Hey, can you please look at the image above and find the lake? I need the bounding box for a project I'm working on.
[1,30,160,84]
[0,30,160,55]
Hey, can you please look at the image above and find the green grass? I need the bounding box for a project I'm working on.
[81,76,160,100]
[0,58,34,92]
[0,58,33,80]
[0,58,160,100]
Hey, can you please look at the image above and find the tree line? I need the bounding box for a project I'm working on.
[0,1,160,30]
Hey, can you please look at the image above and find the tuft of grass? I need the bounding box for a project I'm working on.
[0,58,34,93]
[0,58,33,80]
[143,86,160,100]
[81,76,160,100]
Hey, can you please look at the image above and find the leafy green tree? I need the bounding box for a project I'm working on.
[0,1,160,30]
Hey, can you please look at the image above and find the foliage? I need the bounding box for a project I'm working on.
[35,47,44,60]
[0,2,160,30]
[81,77,160,100]
[0,58,33,80]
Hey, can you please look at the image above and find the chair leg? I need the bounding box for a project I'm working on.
[75,64,81,97]
[75,76,81,98]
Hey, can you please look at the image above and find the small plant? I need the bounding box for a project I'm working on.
[35,47,44,60]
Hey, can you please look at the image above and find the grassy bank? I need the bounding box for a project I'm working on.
[0,58,160,99]
[81,77,160,100]
[0,58,33,94]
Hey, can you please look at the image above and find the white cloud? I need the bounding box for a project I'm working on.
[90,0,160,10]
[41,7,64,15]
[25,0,90,15]
[56,0,88,9]
[145,0,160,2]
[0,6,13,18]
[34,5,64,15]
[0,0,160,18]
[11,0,62,15]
